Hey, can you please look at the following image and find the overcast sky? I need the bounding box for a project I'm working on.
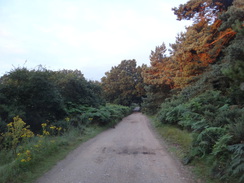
[0,0,191,81]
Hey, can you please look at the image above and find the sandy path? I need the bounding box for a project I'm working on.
[35,113,194,183]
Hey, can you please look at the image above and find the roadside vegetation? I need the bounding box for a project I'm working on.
[155,90,244,183]
[0,0,243,183]
[151,117,192,159]
[140,1,244,182]
[0,68,131,183]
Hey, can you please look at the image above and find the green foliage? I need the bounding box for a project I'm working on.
[0,103,130,183]
[65,104,130,127]
[227,144,244,182]
[186,90,226,112]
[0,68,63,131]
[179,111,202,131]
[220,1,244,105]
[194,127,227,156]
[0,118,7,133]
[160,125,193,151]
[0,68,105,132]
[151,118,193,160]
[212,134,232,158]
[156,95,185,124]
[101,60,145,106]
[144,1,244,182]
[228,114,244,144]
[141,84,171,114]
[156,89,244,181]
[2,116,34,154]
[52,70,105,107]
[0,127,96,183]
[164,104,187,124]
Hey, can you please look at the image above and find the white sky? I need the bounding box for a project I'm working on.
[0,0,191,81]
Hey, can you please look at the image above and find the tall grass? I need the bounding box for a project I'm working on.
[151,117,192,158]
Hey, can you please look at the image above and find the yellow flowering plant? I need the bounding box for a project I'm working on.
[43,130,50,136]
[41,123,50,136]
[41,123,47,128]
[49,125,62,136]
[40,123,62,136]
[49,125,56,130]
[17,149,32,163]
[49,125,56,135]
[3,116,34,155]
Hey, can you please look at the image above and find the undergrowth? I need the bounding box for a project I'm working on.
[155,90,244,182]
[0,104,131,183]
[151,117,225,183]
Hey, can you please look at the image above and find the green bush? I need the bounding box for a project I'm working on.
[229,118,244,142]
[65,104,130,127]
[156,89,244,182]
[227,144,244,182]
[193,127,227,156]
[0,68,107,132]
[157,96,185,125]
[179,111,202,131]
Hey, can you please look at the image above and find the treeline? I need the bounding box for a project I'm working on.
[0,66,134,134]
[101,59,146,106]
[101,0,244,182]
[141,0,244,112]
[149,1,244,182]
[0,67,105,133]
[0,67,131,182]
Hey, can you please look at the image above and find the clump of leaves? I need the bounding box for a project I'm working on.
[227,144,244,182]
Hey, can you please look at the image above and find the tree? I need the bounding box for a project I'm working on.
[51,70,104,108]
[143,43,175,87]
[0,67,105,132]
[220,0,244,104]
[141,0,240,114]
[101,60,145,106]
[141,44,173,113]
[140,1,244,181]
[168,0,237,88]
[141,84,171,114]
[0,68,66,131]
[172,0,233,23]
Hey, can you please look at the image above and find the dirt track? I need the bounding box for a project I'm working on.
[35,113,194,183]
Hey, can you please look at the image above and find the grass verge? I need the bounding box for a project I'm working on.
[150,116,192,159]
[0,125,107,183]
[149,116,224,183]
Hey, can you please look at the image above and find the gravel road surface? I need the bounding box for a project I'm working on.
[35,113,194,183]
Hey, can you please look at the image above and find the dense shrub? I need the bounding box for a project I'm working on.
[65,104,130,127]
[156,96,186,125]
[156,90,244,182]
[0,68,105,132]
